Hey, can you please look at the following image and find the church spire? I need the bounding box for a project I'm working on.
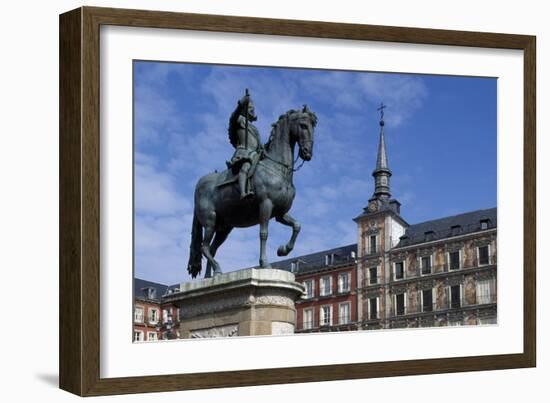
[372,102,392,200]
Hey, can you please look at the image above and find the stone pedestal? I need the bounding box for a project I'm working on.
[165,268,304,338]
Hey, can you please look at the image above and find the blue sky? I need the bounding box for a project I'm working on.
[133,61,496,285]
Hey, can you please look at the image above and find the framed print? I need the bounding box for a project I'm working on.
[59,6,536,396]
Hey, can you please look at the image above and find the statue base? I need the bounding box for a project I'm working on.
[165,268,304,338]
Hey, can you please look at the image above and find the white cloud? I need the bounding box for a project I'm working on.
[134,157,191,215]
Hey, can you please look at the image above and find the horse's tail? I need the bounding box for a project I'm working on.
[187,212,203,278]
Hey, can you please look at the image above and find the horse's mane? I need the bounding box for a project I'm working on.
[264,108,318,151]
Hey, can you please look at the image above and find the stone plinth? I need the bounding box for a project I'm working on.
[165,268,304,338]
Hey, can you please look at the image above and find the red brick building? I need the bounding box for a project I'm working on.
[272,244,359,332]
[133,279,180,341]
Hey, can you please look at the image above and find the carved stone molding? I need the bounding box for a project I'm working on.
[418,279,434,290]
[391,284,408,294]
[391,252,407,261]
[365,288,382,298]
[472,236,493,247]
[190,324,239,338]
[445,242,463,253]
[417,247,436,257]
[446,275,464,287]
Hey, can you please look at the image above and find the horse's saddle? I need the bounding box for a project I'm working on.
[217,151,263,188]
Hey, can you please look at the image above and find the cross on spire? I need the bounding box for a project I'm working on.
[377,102,387,123]
[372,101,391,201]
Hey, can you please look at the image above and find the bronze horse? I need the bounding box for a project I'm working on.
[187,106,318,278]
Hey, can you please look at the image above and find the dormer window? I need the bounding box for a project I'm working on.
[480,219,490,230]
[424,230,435,242]
[142,287,156,300]
[451,225,462,236]
[325,253,335,266]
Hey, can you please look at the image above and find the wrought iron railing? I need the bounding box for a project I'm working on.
[390,293,496,317]
[364,243,382,256]
[297,316,356,331]
[391,254,496,280]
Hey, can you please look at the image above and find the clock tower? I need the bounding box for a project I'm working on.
[353,103,408,330]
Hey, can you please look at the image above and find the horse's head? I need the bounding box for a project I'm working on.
[288,105,318,161]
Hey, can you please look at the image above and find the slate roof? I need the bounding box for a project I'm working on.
[395,207,497,248]
[271,243,357,275]
[134,278,169,302]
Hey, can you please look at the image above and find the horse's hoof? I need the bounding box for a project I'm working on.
[277,245,289,256]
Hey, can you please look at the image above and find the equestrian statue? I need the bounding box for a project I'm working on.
[187,89,317,278]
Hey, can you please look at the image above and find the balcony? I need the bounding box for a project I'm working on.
[390,254,496,281]
[297,317,357,331]
[364,243,382,256]
[389,293,497,318]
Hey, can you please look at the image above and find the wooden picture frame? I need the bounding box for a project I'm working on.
[59,6,536,396]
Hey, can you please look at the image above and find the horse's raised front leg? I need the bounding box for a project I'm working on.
[258,199,273,269]
[276,213,301,257]
[205,226,232,278]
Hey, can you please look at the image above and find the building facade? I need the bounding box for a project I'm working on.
[134,107,497,336]
[133,279,180,341]
[272,244,359,332]
[273,108,497,331]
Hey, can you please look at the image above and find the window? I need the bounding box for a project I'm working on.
[338,272,350,293]
[449,251,461,270]
[478,245,490,265]
[369,235,377,254]
[422,289,433,312]
[395,293,406,316]
[133,331,144,342]
[303,279,314,298]
[476,279,495,304]
[290,262,296,272]
[480,219,490,230]
[162,309,169,323]
[421,256,432,275]
[143,287,156,300]
[451,225,462,236]
[134,306,144,323]
[339,303,351,324]
[147,332,157,341]
[303,308,313,329]
[149,308,159,324]
[394,261,404,280]
[369,267,378,284]
[320,276,332,296]
[320,305,332,326]
[424,230,435,241]
[450,285,461,309]
[369,298,378,320]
